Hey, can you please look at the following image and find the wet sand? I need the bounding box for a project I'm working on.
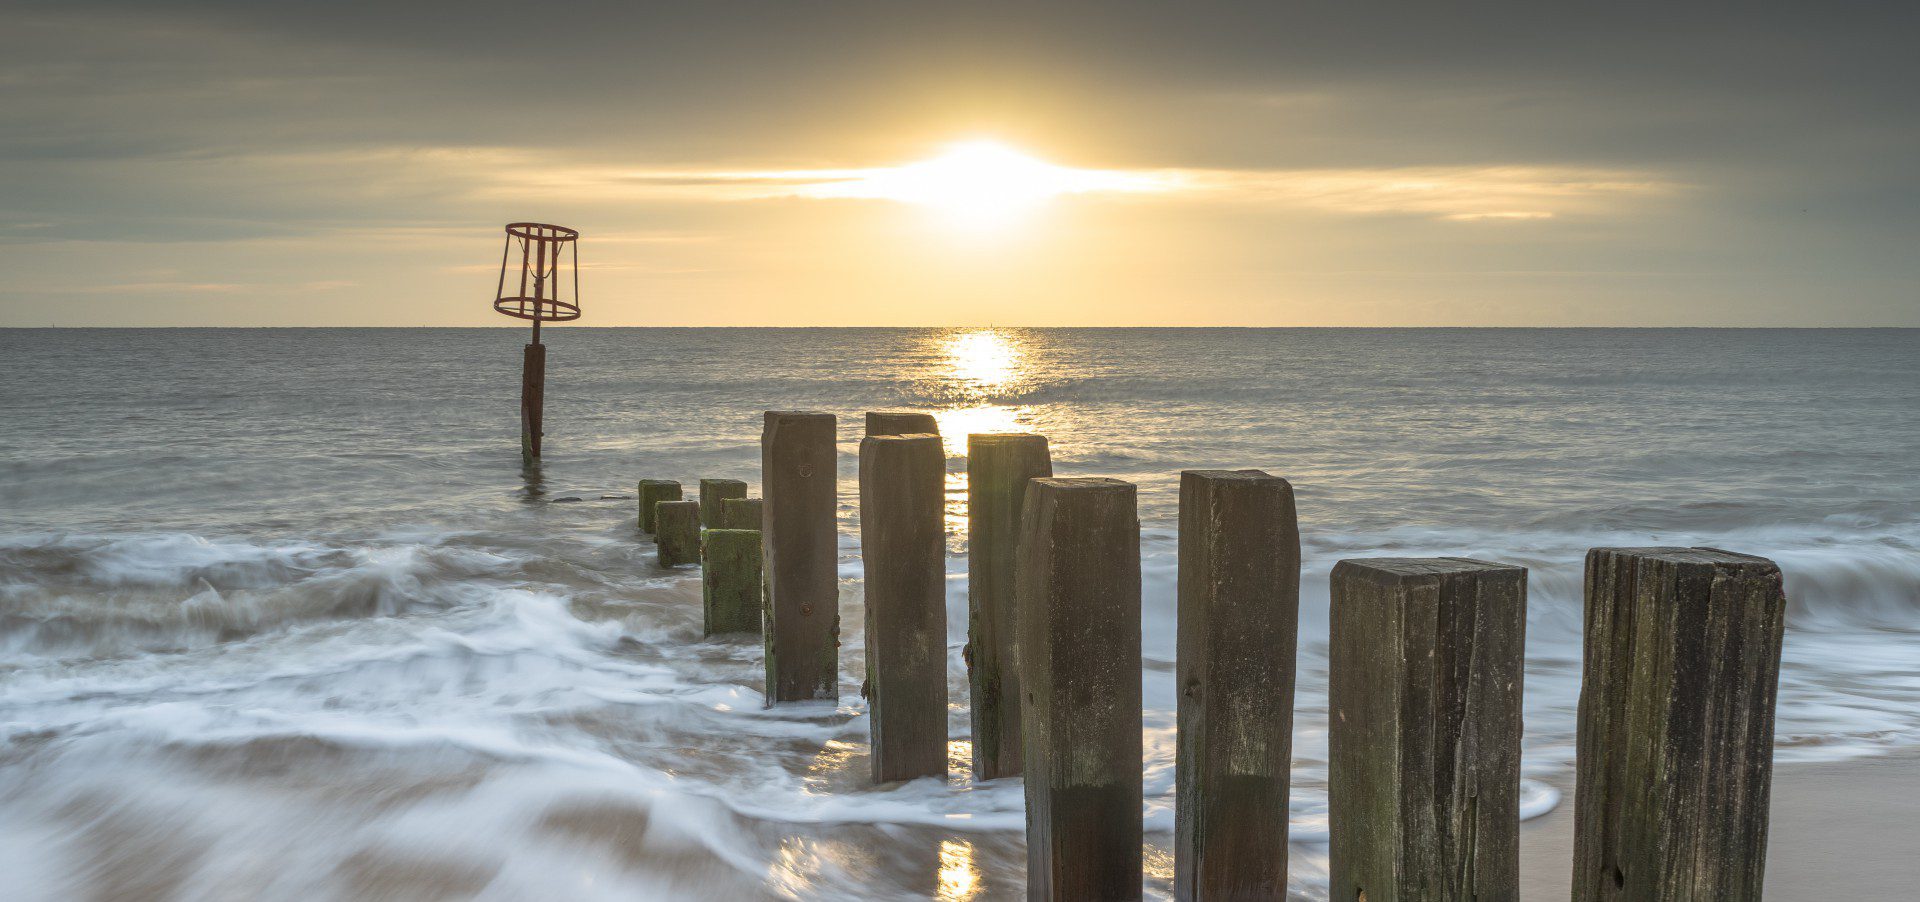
[1519,752,1920,899]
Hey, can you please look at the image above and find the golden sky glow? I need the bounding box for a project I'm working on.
[4,3,1910,326]
[794,140,1173,227]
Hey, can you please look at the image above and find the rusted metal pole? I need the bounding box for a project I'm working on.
[1329,557,1527,902]
[520,342,545,463]
[1018,477,1142,901]
[762,410,839,704]
[859,433,948,782]
[965,432,1051,781]
[1175,469,1300,900]
[1573,547,1786,901]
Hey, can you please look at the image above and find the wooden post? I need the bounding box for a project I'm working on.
[702,528,763,635]
[1329,558,1527,902]
[866,409,941,436]
[966,432,1052,780]
[762,411,839,703]
[521,342,546,463]
[1017,477,1141,901]
[719,497,764,531]
[1573,547,1786,901]
[859,433,948,782]
[654,500,701,568]
[637,479,681,533]
[1175,470,1300,901]
[699,478,748,527]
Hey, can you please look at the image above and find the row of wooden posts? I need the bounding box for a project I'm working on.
[637,410,1789,901]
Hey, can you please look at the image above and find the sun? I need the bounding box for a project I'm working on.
[804,140,1166,226]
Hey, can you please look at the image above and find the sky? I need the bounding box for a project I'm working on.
[2,1,1916,327]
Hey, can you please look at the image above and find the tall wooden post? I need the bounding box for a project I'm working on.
[966,432,1051,781]
[521,341,545,463]
[637,479,681,534]
[654,500,701,568]
[1175,470,1300,900]
[762,411,839,703]
[866,409,941,437]
[719,497,764,531]
[859,433,948,782]
[1018,477,1142,901]
[1573,547,1786,901]
[703,528,763,635]
[699,478,748,527]
[1329,558,1527,902]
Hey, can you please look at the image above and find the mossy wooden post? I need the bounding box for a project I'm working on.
[859,433,948,782]
[1572,547,1787,901]
[699,478,748,527]
[720,497,764,531]
[866,409,941,437]
[1175,470,1300,901]
[762,411,839,703]
[702,528,762,635]
[637,479,681,533]
[966,432,1051,781]
[1017,477,1142,901]
[1329,558,1527,902]
[654,500,701,568]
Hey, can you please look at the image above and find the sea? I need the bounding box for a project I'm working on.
[2,327,1916,900]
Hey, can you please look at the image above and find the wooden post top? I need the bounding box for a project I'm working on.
[1030,476,1133,493]
[861,432,941,445]
[765,410,835,422]
[1588,546,1779,568]
[1334,557,1524,580]
[1181,468,1287,483]
[969,432,1047,448]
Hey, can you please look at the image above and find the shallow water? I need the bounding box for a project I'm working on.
[2,327,1917,899]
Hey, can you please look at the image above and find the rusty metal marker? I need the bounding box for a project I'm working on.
[492,221,581,463]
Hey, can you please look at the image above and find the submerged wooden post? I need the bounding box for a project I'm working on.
[1329,558,1527,902]
[859,433,948,782]
[966,432,1052,780]
[699,478,748,526]
[637,479,681,533]
[1573,547,1786,901]
[719,497,764,531]
[520,342,546,463]
[702,528,763,635]
[762,411,839,703]
[866,409,941,437]
[654,500,701,568]
[1018,477,1141,901]
[1175,470,1300,901]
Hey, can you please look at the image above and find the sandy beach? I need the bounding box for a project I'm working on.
[1520,752,1920,898]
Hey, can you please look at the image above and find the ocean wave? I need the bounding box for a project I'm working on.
[0,533,522,660]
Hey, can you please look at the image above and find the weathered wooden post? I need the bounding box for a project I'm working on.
[1175,470,1300,901]
[637,479,681,533]
[966,432,1051,780]
[1018,477,1141,901]
[488,222,581,464]
[859,433,948,782]
[1328,557,1527,902]
[699,478,748,527]
[866,409,941,437]
[1572,547,1787,901]
[719,497,764,531]
[762,411,839,703]
[654,500,701,568]
[702,528,763,635]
